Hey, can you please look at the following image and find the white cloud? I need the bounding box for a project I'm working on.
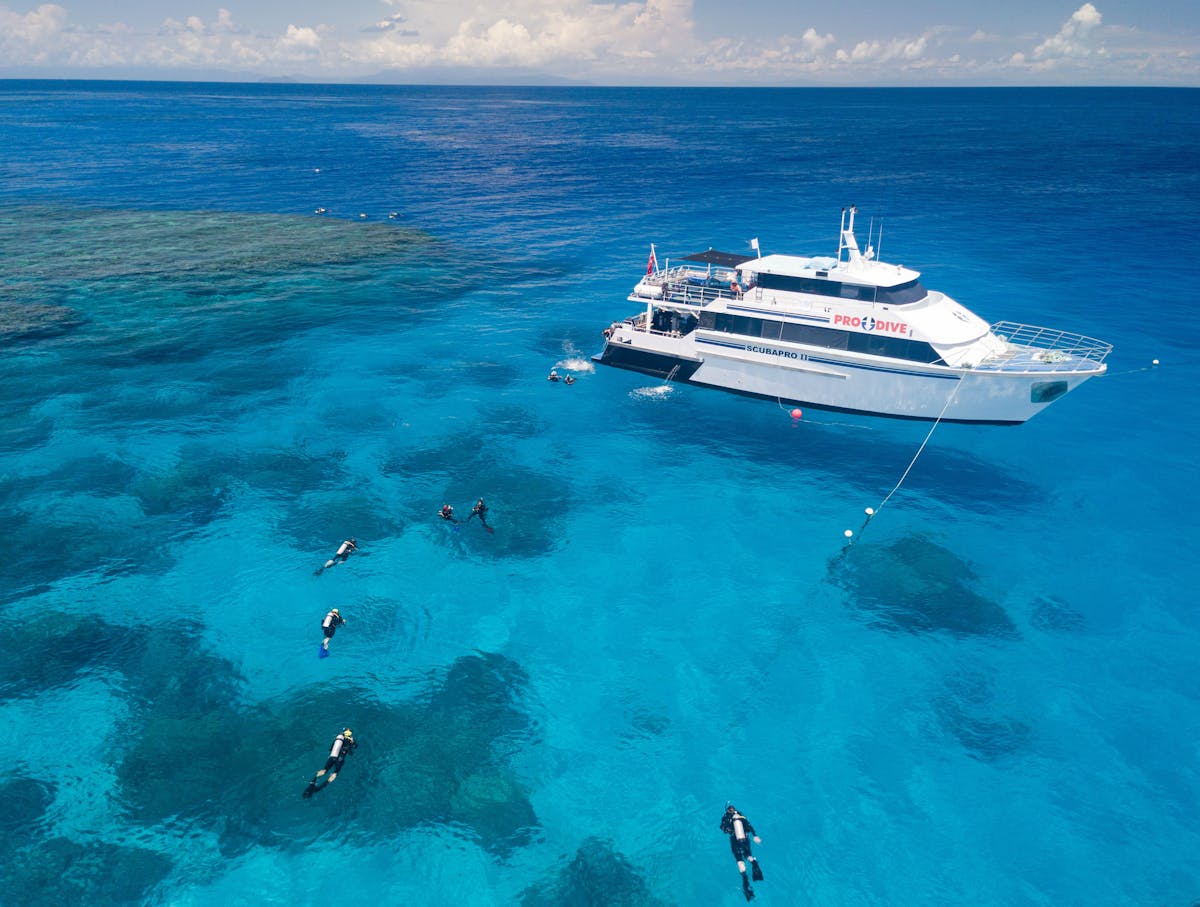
[0,2,66,43]
[1034,3,1102,59]
[801,28,835,54]
[282,24,321,51]
[0,0,1196,84]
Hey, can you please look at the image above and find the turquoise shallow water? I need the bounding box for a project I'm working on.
[1,82,1198,905]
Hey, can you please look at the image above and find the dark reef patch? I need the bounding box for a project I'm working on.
[0,777,56,837]
[934,670,1032,761]
[0,301,86,343]
[114,650,539,857]
[1,612,135,698]
[0,410,54,453]
[384,429,571,559]
[831,535,1018,639]
[40,454,141,500]
[1,837,173,907]
[283,493,406,557]
[519,837,670,907]
[0,614,231,709]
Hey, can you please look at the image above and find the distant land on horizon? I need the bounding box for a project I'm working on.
[2,70,1197,90]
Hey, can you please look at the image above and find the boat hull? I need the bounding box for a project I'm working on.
[598,332,1100,424]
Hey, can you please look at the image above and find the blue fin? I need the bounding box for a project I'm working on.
[318,644,330,659]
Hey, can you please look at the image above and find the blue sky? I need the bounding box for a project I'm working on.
[1,0,1197,84]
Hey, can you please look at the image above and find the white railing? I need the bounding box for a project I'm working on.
[989,321,1113,366]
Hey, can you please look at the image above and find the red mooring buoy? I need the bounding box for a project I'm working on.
[790,408,803,420]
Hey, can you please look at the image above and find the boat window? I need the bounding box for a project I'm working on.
[781,322,849,350]
[757,273,842,297]
[874,280,927,305]
[755,273,926,305]
[759,320,782,341]
[699,311,717,330]
[840,284,875,301]
[730,315,758,336]
[845,332,943,363]
[1031,380,1068,403]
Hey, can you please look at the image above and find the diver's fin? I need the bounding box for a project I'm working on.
[742,876,755,901]
[751,861,764,881]
[318,644,330,658]
[302,782,316,799]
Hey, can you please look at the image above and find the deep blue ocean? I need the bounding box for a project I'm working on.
[1,81,1198,905]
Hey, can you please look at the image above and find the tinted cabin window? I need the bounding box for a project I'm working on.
[781,322,849,350]
[702,312,942,363]
[845,333,941,362]
[874,280,927,305]
[755,272,927,306]
[730,315,758,336]
[840,283,875,301]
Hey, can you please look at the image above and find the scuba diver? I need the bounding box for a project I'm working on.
[467,498,491,530]
[302,728,358,798]
[563,374,576,385]
[547,369,560,382]
[439,504,458,524]
[720,805,764,901]
[319,607,346,656]
[316,538,357,575]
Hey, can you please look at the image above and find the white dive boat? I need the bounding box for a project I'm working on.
[596,208,1112,424]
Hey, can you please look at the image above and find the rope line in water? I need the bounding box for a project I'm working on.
[846,376,965,545]
[839,360,1158,546]
[1099,359,1159,379]
[776,396,876,431]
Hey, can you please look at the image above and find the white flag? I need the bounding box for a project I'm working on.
[750,237,760,252]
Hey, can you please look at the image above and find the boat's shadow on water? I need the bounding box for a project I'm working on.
[619,387,1044,514]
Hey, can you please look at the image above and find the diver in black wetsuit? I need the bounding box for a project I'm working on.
[303,729,357,798]
[439,504,458,524]
[317,538,357,574]
[720,805,764,900]
[320,608,346,653]
[467,498,489,528]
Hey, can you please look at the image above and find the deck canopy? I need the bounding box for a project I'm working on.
[681,249,754,269]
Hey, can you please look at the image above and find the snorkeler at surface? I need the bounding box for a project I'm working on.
[316,538,357,575]
[302,728,358,798]
[468,498,489,526]
[720,805,764,901]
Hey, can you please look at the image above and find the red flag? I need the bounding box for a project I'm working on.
[646,243,657,276]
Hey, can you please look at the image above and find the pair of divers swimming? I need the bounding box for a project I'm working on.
[439,498,492,533]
